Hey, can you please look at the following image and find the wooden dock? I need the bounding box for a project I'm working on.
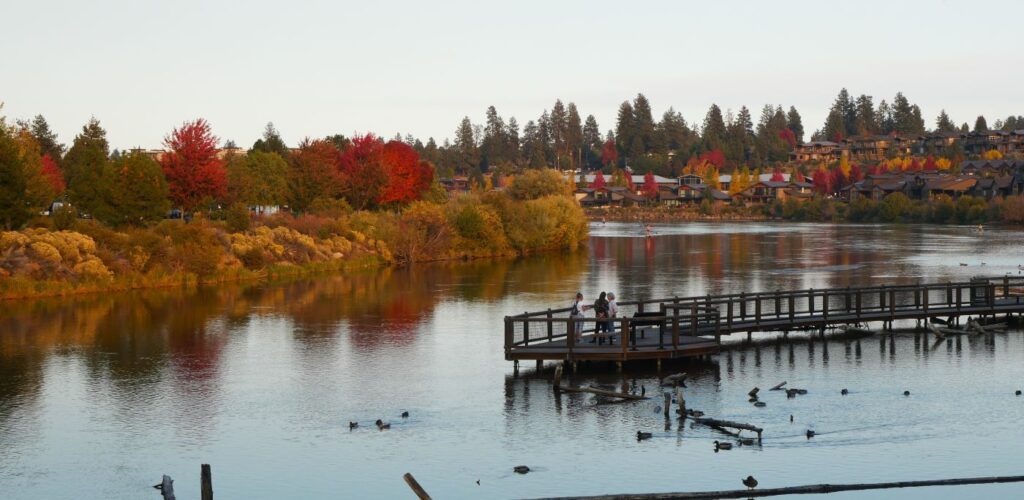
[505,276,1024,364]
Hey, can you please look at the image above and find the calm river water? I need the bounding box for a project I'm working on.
[2,222,1024,499]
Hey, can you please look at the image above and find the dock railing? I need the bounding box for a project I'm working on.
[504,276,1024,360]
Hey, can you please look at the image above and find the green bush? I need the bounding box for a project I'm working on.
[226,203,252,233]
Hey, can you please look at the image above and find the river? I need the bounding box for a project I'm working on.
[2,222,1024,499]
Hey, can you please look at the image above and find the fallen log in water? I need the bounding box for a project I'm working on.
[403,472,432,500]
[527,474,1024,499]
[558,385,649,400]
[690,417,763,441]
[769,381,787,391]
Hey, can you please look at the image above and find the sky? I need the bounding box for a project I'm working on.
[3,0,1023,150]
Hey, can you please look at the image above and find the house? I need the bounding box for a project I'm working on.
[925,177,977,200]
[791,141,843,163]
[679,174,704,187]
[737,181,792,204]
[576,174,678,188]
[440,177,470,194]
[960,159,1024,177]
[576,187,646,207]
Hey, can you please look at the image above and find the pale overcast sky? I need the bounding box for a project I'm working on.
[3,0,1022,150]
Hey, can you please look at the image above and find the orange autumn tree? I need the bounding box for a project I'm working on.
[160,118,226,213]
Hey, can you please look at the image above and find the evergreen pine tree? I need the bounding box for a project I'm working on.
[786,106,804,144]
[63,117,110,216]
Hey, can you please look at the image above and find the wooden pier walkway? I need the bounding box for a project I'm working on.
[505,276,1024,364]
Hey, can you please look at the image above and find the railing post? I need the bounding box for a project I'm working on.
[739,292,746,320]
[755,295,761,326]
[808,289,815,316]
[845,287,852,313]
[690,304,698,337]
[947,283,953,306]
[672,309,680,350]
[889,290,896,320]
[956,285,962,312]
[727,300,734,331]
[823,291,829,322]
[624,317,633,353]
[658,303,666,349]
[567,318,575,357]
[774,291,781,318]
[1004,276,1010,298]
[504,317,512,359]
[923,285,929,314]
[788,294,795,321]
[856,291,862,318]
[546,309,553,342]
[523,312,530,345]
[879,290,885,312]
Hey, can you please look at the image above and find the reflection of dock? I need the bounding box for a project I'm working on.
[505,277,1024,364]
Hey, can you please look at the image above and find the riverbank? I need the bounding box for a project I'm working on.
[586,206,769,222]
[0,190,588,300]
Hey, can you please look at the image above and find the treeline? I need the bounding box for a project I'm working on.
[408,89,1021,180]
[0,113,439,230]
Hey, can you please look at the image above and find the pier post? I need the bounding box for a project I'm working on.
[536,360,543,371]
[664,393,671,418]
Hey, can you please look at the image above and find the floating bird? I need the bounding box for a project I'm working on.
[748,397,759,403]
[959,263,968,267]
[349,421,358,429]
[654,406,663,414]
[375,419,390,430]
[790,414,794,422]
[513,466,530,474]
[841,388,849,395]
[754,401,767,408]
[641,385,646,396]
[904,390,911,396]
[981,262,987,266]
[476,480,480,485]
[738,437,755,446]
[1016,390,1022,396]
[714,440,733,451]
[806,429,816,439]
[743,475,759,490]
[637,431,653,441]
[401,411,409,418]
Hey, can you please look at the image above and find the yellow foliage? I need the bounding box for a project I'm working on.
[983,149,1003,160]
[28,242,62,264]
[72,257,112,279]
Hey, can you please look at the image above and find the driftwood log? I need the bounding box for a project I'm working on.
[769,381,787,391]
[690,417,763,441]
[528,474,1024,499]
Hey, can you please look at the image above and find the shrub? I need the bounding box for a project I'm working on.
[505,169,571,201]
[225,203,252,233]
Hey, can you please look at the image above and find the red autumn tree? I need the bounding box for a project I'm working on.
[922,155,938,171]
[849,164,865,183]
[601,139,618,167]
[378,140,433,205]
[699,149,725,168]
[40,154,65,195]
[337,134,389,210]
[812,168,832,195]
[161,118,226,212]
[288,138,343,212]
[770,168,785,182]
[642,171,658,200]
[829,168,848,193]
[778,128,797,149]
[793,170,806,183]
[590,170,607,189]
[908,158,922,172]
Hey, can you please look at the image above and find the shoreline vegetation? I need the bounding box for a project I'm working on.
[586,193,1024,224]
[0,178,587,300]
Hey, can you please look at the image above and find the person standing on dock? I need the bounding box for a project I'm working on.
[592,292,609,343]
[571,292,591,342]
[606,293,619,344]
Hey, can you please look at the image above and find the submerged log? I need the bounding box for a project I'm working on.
[661,373,687,387]
[769,381,787,391]
[558,385,649,400]
[528,474,1024,499]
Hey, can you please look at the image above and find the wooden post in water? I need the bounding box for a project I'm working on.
[157,475,175,500]
[675,386,685,417]
[553,364,563,393]
[200,464,212,500]
[663,392,671,418]
[403,473,432,500]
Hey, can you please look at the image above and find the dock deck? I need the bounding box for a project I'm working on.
[505,277,1024,363]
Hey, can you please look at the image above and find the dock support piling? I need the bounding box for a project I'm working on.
[200,464,212,500]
